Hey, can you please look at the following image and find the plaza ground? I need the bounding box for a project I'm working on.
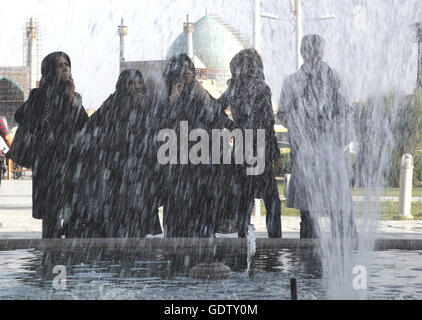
[1,179,422,239]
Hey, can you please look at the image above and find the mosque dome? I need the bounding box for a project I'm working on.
[167,15,247,86]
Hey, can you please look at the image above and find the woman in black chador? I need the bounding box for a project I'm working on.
[160,54,233,238]
[219,48,282,238]
[67,69,162,238]
[14,51,88,238]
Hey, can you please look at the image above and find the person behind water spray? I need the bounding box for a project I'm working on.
[219,48,283,238]
[66,68,163,238]
[278,34,357,239]
[14,51,88,238]
[160,54,233,238]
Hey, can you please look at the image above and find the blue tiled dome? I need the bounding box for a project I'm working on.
[167,15,246,77]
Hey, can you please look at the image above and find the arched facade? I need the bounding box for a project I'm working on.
[0,77,25,129]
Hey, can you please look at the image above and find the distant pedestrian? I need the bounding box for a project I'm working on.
[0,116,12,186]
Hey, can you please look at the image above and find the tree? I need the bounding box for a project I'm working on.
[352,88,422,188]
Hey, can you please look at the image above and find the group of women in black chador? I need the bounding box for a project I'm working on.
[13,48,282,239]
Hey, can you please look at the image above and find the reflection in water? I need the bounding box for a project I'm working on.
[0,248,421,300]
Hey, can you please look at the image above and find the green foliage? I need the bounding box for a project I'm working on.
[413,151,422,187]
[279,152,291,175]
[389,90,422,186]
[260,198,422,220]
[352,88,422,187]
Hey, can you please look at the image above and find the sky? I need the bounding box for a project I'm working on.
[0,0,421,109]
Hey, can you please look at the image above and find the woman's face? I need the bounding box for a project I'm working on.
[127,78,145,101]
[180,61,193,86]
[55,56,73,84]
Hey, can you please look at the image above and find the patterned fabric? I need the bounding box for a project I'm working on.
[0,117,9,139]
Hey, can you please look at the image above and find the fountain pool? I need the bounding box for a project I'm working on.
[0,239,421,300]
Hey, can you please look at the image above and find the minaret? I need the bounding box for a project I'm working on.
[253,0,261,54]
[26,18,38,89]
[416,22,422,88]
[183,15,194,59]
[292,0,304,70]
[118,18,128,66]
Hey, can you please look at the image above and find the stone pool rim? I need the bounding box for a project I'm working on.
[0,238,421,252]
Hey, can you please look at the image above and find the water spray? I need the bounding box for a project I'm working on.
[247,224,256,278]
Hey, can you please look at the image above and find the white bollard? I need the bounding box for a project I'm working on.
[284,174,291,199]
[397,154,414,219]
